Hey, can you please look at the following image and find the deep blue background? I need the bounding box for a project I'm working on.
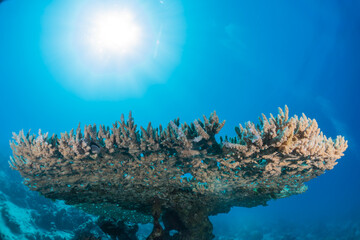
[0,0,359,235]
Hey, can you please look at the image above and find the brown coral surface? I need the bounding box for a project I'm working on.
[9,106,348,240]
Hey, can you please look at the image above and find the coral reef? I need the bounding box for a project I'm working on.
[9,106,348,239]
[0,181,104,240]
[0,155,107,240]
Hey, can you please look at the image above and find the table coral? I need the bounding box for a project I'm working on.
[9,106,348,240]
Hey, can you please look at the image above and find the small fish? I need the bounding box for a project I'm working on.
[90,144,101,154]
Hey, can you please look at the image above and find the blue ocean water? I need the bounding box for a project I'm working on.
[0,0,359,239]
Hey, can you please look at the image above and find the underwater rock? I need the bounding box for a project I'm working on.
[0,197,73,240]
[97,216,138,240]
[1,204,21,234]
[9,106,348,239]
[0,158,107,240]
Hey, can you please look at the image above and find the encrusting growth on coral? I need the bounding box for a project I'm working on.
[9,106,348,240]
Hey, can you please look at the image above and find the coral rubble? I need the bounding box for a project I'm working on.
[9,106,348,240]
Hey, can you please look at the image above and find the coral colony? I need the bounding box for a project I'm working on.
[10,106,347,240]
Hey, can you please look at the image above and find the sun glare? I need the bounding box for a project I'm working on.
[42,0,185,100]
[90,10,141,55]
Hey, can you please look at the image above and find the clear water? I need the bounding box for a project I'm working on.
[0,0,359,239]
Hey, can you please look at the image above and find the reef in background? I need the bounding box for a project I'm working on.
[0,151,154,240]
[0,152,106,240]
[9,106,348,240]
